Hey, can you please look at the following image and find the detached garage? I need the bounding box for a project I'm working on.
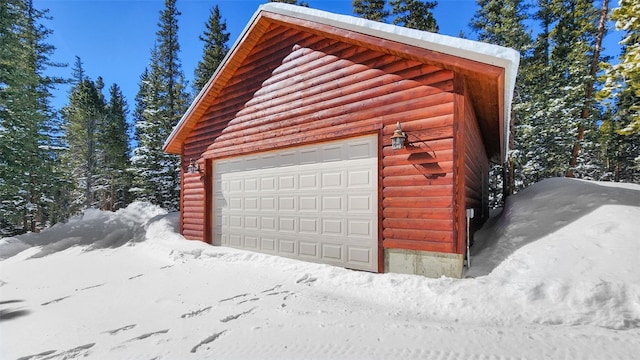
[163,3,519,278]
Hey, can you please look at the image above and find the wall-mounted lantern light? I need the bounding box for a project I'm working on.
[187,158,201,174]
[390,122,407,150]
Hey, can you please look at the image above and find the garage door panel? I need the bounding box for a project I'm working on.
[299,196,318,212]
[348,169,372,187]
[278,196,296,211]
[299,173,318,189]
[321,144,342,162]
[229,179,242,192]
[279,239,295,254]
[245,235,258,249]
[321,171,343,188]
[348,140,375,159]
[261,216,276,231]
[229,234,242,247]
[245,178,258,191]
[245,197,259,210]
[213,135,378,272]
[348,219,372,237]
[322,244,344,261]
[261,177,277,191]
[278,175,296,190]
[261,197,276,211]
[322,218,344,235]
[260,237,276,252]
[278,217,296,232]
[299,242,318,258]
[244,216,258,229]
[348,246,372,264]
[322,195,343,212]
[348,194,374,214]
[229,215,242,228]
[229,198,242,210]
[299,217,318,233]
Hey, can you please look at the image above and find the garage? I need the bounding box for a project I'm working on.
[212,135,379,272]
[164,3,519,277]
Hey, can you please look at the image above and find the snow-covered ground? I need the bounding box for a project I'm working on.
[1,178,639,359]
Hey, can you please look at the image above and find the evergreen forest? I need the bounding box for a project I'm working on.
[1,0,638,236]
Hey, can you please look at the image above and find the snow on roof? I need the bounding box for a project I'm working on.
[165,3,520,161]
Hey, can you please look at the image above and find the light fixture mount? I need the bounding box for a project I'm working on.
[187,158,201,174]
[390,122,407,150]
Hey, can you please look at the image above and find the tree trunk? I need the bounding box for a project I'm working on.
[567,0,608,177]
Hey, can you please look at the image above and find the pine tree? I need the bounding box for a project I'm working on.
[97,83,131,210]
[597,0,640,181]
[599,0,640,136]
[131,0,190,211]
[598,101,639,182]
[390,0,439,32]
[506,0,606,187]
[567,0,609,178]
[353,0,389,22]
[470,0,531,48]
[61,74,106,210]
[470,0,532,203]
[0,0,27,235]
[71,55,85,84]
[511,0,556,187]
[193,5,230,94]
[547,0,604,179]
[0,0,66,235]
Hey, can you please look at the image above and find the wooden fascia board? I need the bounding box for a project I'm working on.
[163,15,272,154]
[496,71,506,163]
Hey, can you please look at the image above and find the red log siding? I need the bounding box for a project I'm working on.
[463,91,489,236]
[180,24,456,253]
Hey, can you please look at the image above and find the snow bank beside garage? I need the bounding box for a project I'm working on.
[1,179,640,360]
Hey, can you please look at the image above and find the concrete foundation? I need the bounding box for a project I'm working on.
[384,249,464,278]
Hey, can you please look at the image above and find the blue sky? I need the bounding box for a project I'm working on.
[31,0,479,111]
[34,0,621,116]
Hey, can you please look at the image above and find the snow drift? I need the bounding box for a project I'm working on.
[1,178,639,360]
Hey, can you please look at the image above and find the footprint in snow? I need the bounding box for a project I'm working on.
[220,307,256,323]
[181,306,212,319]
[296,273,317,285]
[191,330,227,353]
[261,285,282,293]
[219,293,250,303]
[0,299,24,305]
[237,297,260,304]
[104,324,137,335]
[77,283,105,291]
[0,308,30,321]
[16,349,57,360]
[41,296,70,306]
[127,329,170,342]
[18,343,95,360]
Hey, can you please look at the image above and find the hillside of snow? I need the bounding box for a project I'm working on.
[1,178,639,359]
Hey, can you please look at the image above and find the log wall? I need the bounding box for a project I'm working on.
[180,23,458,255]
[463,92,489,235]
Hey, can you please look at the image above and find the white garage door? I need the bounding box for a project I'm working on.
[213,135,378,272]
